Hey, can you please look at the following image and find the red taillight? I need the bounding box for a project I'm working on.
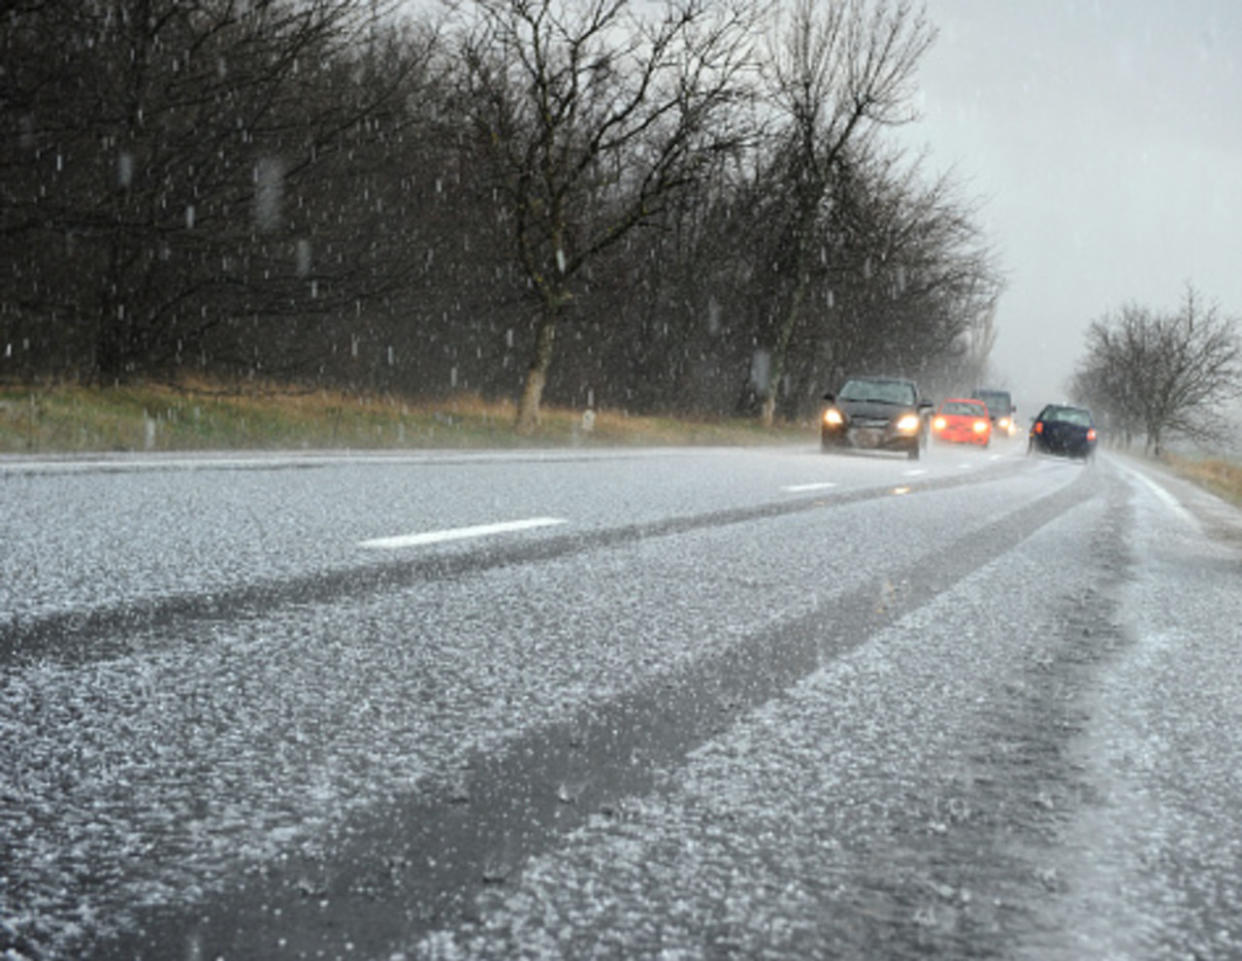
[1034,421,1044,434]
[1087,428,1097,441]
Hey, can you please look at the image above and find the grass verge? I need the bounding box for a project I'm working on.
[0,379,810,454]
[1162,452,1242,508]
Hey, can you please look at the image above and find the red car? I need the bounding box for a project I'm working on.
[931,398,992,447]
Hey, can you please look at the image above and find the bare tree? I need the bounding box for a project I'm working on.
[0,0,416,383]
[756,0,935,425]
[452,0,759,432]
[1072,287,1241,455]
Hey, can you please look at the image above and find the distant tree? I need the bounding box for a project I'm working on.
[759,144,1001,414]
[756,0,935,426]
[1072,287,1241,455]
[0,0,418,384]
[451,0,760,433]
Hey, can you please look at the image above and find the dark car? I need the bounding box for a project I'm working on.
[1027,404,1098,460]
[821,376,933,460]
[970,387,1017,437]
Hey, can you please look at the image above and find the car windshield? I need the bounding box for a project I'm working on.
[943,401,985,416]
[838,379,916,405]
[974,392,1010,414]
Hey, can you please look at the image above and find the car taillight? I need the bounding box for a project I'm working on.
[1086,428,1097,441]
[1034,421,1044,434]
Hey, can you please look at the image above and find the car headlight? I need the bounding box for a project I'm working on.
[823,408,844,426]
[973,419,988,433]
[998,417,1011,429]
[895,414,920,433]
[933,416,947,431]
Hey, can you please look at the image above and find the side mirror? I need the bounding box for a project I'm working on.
[822,392,835,402]
[918,400,933,410]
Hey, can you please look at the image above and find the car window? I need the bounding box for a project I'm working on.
[943,401,984,415]
[839,380,914,405]
[1043,407,1091,426]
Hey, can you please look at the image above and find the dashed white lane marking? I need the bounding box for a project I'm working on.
[782,482,838,493]
[904,468,928,476]
[359,517,568,549]
[958,463,974,470]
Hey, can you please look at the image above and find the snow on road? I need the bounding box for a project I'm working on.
[4,450,1241,960]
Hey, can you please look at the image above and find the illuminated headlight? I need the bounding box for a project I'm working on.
[933,416,947,431]
[895,414,920,433]
[973,419,988,433]
[823,408,844,426]
[998,417,1011,430]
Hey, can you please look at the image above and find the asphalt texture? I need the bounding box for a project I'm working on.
[2,442,1241,960]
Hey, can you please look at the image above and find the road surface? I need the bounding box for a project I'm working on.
[2,441,1240,960]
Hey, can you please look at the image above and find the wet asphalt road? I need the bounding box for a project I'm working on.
[2,442,1241,960]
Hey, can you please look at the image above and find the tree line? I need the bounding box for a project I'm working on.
[1069,285,1241,455]
[2,0,1003,429]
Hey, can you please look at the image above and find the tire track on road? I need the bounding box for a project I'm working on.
[83,466,1100,961]
[2,459,1032,667]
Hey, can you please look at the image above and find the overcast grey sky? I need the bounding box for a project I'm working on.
[894,0,1242,411]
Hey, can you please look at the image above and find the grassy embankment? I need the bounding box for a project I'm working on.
[0,379,809,454]
[1161,453,1242,509]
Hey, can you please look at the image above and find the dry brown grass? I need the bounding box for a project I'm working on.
[1163,452,1242,507]
[0,378,808,453]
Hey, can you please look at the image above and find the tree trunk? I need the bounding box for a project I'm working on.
[516,312,557,434]
[760,271,810,428]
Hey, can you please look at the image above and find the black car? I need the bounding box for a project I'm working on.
[1027,404,1098,460]
[821,376,933,460]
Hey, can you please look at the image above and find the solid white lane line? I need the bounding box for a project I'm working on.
[359,517,568,549]
[782,482,838,492]
[1113,462,1197,527]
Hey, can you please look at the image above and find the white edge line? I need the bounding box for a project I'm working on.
[359,516,567,549]
[1113,462,1196,526]
[782,482,838,493]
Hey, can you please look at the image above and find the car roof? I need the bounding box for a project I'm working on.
[1041,403,1090,412]
[841,375,915,385]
